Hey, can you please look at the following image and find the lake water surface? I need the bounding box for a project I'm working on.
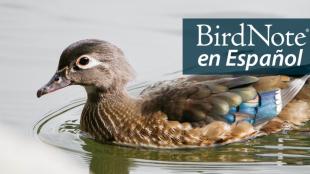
[1,0,310,173]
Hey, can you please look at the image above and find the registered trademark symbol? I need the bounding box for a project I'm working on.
[306,28,310,32]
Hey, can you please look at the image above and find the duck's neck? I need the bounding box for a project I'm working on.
[80,86,139,141]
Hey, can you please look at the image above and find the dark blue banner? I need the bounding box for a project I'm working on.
[183,19,310,75]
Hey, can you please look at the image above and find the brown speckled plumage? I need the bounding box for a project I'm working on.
[37,39,310,149]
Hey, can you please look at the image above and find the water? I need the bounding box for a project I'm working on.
[1,0,310,173]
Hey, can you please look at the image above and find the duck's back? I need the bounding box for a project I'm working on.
[134,75,310,147]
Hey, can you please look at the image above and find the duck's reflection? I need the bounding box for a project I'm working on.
[88,155,130,174]
[82,138,132,174]
[81,137,264,174]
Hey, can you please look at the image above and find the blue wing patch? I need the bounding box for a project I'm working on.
[224,89,282,125]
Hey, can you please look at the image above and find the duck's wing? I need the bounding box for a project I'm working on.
[140,76,259,126]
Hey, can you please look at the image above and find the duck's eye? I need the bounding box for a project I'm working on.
[75,56,102,70]
[54,76,60,82]
[77,57,89,66]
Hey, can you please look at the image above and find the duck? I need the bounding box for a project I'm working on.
[37,39,310,149]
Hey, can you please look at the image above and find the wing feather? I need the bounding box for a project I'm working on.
[140,75,259,125]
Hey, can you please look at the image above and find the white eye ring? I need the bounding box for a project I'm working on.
[75,55,102,69]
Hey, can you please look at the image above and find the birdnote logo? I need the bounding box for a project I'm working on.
[183,19,310,75]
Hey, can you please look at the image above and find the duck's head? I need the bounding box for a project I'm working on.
[37,39,134,98]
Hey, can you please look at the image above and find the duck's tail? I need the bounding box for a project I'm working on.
[281,75,310,108]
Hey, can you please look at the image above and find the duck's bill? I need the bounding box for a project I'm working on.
[37,74,71,98]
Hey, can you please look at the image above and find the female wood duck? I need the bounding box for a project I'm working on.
[37,39,310,149]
